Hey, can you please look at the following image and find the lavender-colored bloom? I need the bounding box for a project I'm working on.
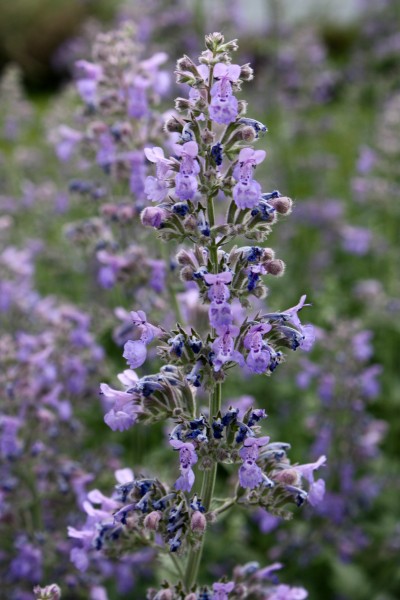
[98,265,116,289]
[292,455,326,506]
[352,330,374,362]
[148,259,166,293]
[340,225,372,255]
[54,125,83,162]
[144,146,173,202]
[127,76,149,118]
[141,206,168,228]
[0,416,22,458]
[90,586,109,600]
[239,437,270,489]
[268,585,308,600]
[129,151,147,197]
[211,325,244,372]
[356,146,376,174]
[233,148,266,209]
[123,340,147,368]
[209,301,233,331]
[204,271,232,303]
[212,581,235,599]
[10,539,42,583]
[75,60,103,106]
[170,439,198,492]
[360,365,382,399]
[243,323,272,374]
[209,63,241,125]
[174,141,200,200]
[96,133,116,170]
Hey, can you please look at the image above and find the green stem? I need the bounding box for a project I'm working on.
[184,382,222,592]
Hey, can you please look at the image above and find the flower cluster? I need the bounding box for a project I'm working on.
[51,24,176,309]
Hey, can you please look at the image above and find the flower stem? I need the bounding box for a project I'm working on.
[184,382,221,592]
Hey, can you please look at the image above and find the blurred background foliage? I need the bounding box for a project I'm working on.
[1,0,399,599]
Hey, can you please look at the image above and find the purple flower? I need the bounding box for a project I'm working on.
[129,151,146,197]
[173,141,200,200]
[75,60,103,106]
[292,455,326,506]
[209,63,241,125]
[141,206,168,229]
[204,271,232,303]
[268,585,308,600]
[144,146,174,202]
[340,225,372,255]
[352,330,374,362]
[209,301,233,331]
[244,323,272,374]
[0,416,22,458]
[277,295,315,351]
[360,365,382,399]
[238,436,270,489]
[123,340,147,369]
[127,76,149,118]
[211,325,244,372]
[212,581,235,599]
[170,439,198,492]
[233,148,266,209]
[54,125,83,161]
[148,259,166,293]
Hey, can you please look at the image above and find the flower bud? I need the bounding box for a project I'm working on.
[265,259,285,276]
[191,510,207,533]
[176,249,194,266]
[176,55,198,74]
[164,115,183,133]
[183,214,198,231]
[195,97,208,112]
[239,126,256,143]
[262,248,275,261]
[237,100,248,115]
[220,39,239,53]
[270,196,293,215]
[201,128,215,144]
[144,511,162,531]
[252,285,267,299]
[175,72,197,85]
[240,63,254,81]
[205,32,225,51]
[175,97,191,112]
[185,594,198,600]
[180,266,195,282]
[87,120,107,136]
[199,456,213,471]
[141,206,167,229]
[274,469,301,486]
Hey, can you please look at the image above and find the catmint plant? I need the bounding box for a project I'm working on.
[70,33,325,598]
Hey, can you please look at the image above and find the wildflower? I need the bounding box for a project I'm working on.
[170,440,198,492]
[291,455,326,506]
[212,581,235,600]
[238,436,270,489]
[233,148,266,209]
[174,141,200,200]
[209,62,241,125]
[211,325,244,372]
[75,60,103,107]
[144,146,174,202]
[123,340,147,369]
[244,323,273,374]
